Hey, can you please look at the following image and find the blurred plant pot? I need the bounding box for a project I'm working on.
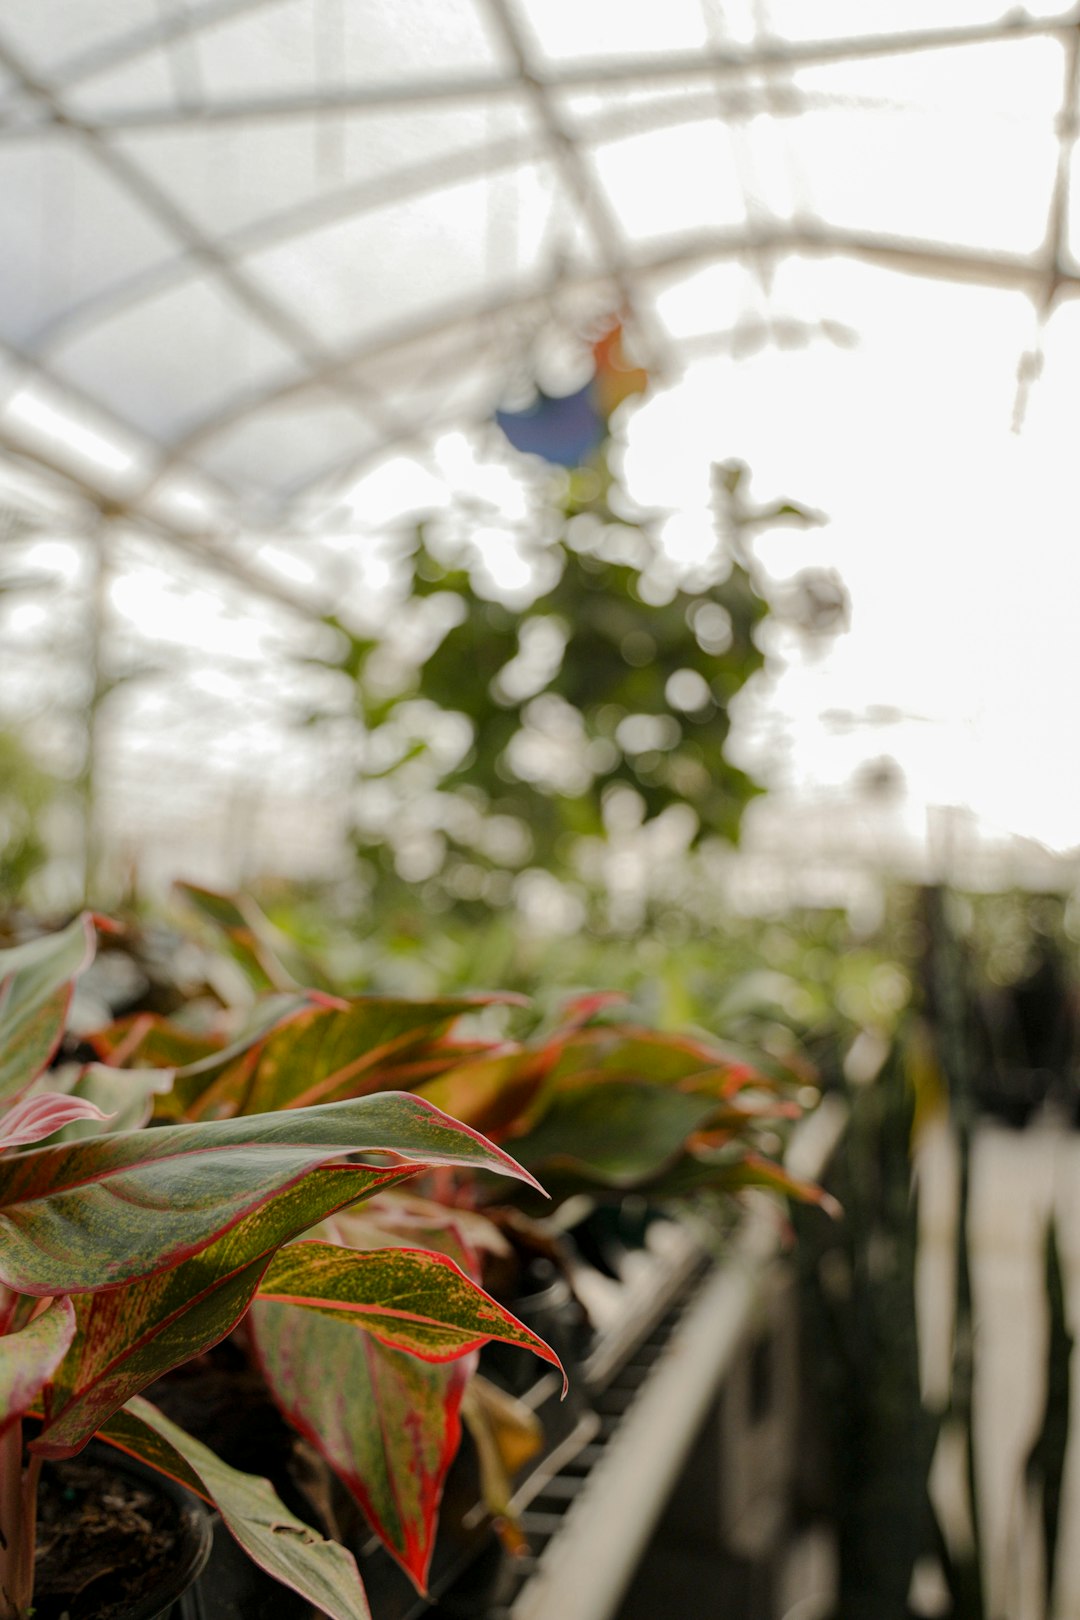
[33,1442,212,1620]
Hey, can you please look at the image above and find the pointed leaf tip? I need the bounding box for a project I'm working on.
[391,1092,551,1198]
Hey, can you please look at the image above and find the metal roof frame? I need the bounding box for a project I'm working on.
[1,3,1079,552]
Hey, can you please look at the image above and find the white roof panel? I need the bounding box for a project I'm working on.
[0,1,159,76]
[0,135,176,343]
[51,277,305,441]
[0,1,1075,531]
[198,393,380,494]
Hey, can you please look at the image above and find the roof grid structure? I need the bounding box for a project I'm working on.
[0,0,1078,603]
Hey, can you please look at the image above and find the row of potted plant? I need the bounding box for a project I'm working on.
[0,887,819,1618]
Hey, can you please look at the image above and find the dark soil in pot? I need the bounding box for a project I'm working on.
[34,1446,212,1620]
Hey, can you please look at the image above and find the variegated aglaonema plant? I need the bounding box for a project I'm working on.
[0,916,563,1620]
[80,885,828,1593]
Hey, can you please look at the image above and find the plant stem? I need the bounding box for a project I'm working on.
[0,1420,25,1620]
[17,1453,40,1616]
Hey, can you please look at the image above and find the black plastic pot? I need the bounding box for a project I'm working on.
[36,1443,213,1620]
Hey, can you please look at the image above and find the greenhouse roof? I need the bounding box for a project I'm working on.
[2,1,1078,566]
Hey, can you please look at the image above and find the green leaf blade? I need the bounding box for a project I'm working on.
[251,1300,469,1593]
[33,1165,412,1455]
[96,1397,373,1620]
[0,1093,545,1297]
[0,913,96,1103]
[257,1242,566,1380]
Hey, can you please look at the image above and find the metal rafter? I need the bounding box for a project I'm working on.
[145,217,1080,494]
[1,0,283,100]
[478,0,672,380]
[0,28,415,475]
[30,128,541,355]
[1043,19,1080,296]
[1,6,1078,533]
[0,419,334,622]
[4,11,1075,134]
[29,78,826,358]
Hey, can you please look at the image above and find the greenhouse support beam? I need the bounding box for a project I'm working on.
[7,11,1076,134]
[0,31,413,459]
[0,426,337,627]
[156,219,1080,512]
[477,0,674,382]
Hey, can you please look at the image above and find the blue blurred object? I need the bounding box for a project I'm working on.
[494,379,606,468]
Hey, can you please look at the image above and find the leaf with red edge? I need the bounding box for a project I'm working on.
[0,1091,546,1299]
[643,1146,837,1211]
[0,1091,111,1150]
[255,1242,565,1378]
[547,1024,792,1092]
[32,1162,412,1456]
[0,914,96,1104]
[0,1296,75,1433]
[87,1011,223,1072]
[252,1304,470,1594]
[249,1240,563,1592]
[96,1397,372,1620]
[233,994,526,1117]
[416,1045,556,1138]
[506,1080,723,1188]
[555,990,628,1029]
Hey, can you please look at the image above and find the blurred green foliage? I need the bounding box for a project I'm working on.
[302,452,832,926]
[0,730,54,905]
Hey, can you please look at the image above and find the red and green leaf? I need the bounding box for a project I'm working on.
[0,1091,111,1151]
[230,995,523,1117]
[97,1397,372,1620]
[31,1163,413,1455]
[255,1242,565,1375]
[416,1045,556,1138]
[251,1304,469,1594]
[0,1092,544,1298]
[0,1297,75,1434]
[505,1080,724,1187]
[249,1241,563,1591]
[0,914,96,1104]
[87,1011,224,1072]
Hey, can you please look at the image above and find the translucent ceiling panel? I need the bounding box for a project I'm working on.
[649,260,782,342]
[585,120,747,246]
[197,394,379,495]
[792,39,1062,255]
[198,0,327,98]
[0,135,176,343]
[511,0,709,62]
[64,51,180,117]
[198,0,507,100]
[0,2,158,75]
[116,98,536,239]
[337,0,510,81]
[51,278,304,442]
[244,161,575,351]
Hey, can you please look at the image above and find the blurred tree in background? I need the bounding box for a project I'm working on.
[304,447,840,937]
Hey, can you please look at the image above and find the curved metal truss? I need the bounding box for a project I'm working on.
[0,1,1078,608]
